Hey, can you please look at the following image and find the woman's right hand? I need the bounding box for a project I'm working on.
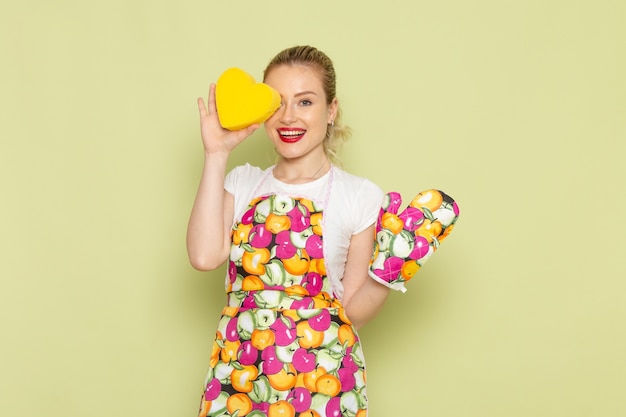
[197,83,259,155]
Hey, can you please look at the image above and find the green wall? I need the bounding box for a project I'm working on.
[2,1,625,416]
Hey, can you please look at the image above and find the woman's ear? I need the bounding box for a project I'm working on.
[328,97,338,124]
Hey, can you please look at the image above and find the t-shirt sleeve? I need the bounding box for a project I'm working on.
[353,179,385,235]
[224,163,263,195]
[224,164,266,224]
[223,165,241,194]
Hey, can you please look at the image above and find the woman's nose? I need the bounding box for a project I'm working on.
[279,102,297,124]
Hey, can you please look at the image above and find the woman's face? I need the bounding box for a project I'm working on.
[263,64,337,162]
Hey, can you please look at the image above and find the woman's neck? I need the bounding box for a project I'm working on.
[273,157,331,184]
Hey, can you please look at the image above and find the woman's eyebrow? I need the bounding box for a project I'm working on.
[294,91,317,97]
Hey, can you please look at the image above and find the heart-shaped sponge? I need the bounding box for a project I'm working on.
[215,67,281,131]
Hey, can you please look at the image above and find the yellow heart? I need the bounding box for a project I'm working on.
[215,67,281,131]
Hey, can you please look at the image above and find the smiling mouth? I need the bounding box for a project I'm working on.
[278,128,306,143]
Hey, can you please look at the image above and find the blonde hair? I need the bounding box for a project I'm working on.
[263,45,351,164]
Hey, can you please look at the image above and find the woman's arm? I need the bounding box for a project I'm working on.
[341,225,391,329]
[186,155,234,270]
[186,84,258,271]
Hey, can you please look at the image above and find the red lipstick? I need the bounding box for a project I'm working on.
[277,128,306,143]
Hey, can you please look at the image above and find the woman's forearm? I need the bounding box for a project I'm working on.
[186,151,232,271]
[344,277,391,330]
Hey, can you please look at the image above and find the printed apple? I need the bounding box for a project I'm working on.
[302,272,323,296]
[287,387,313,413]
[260,345,284,375]
[373,255,404,283]
[232,222,253,245]
[249,223,273,248]
[287,204,311,232]
[416,245,434,266]
[215,314,231,341]
[270,315,297,346]
[290,297,316,310]
[375,229,393,252]
[236,310,257,339]
[253,288,284,309]
[389,230,415,259]
[305,234,324,259]
[230,244,245,266]
[267,363,298,391]
[271,195,296,214]
[290,228,314,249]
[381,212,404,234]
[410,189,444,212]
[309,309,331,332]
[432,206,457,228]
[382,192,403,213]
[321,322,340,347]
[325,396,343,417]
[237,340,259,366]
[241,206,256,225]
[408,235,430,260]
[253,308,277,329]
[249,375,272,403]
[204,377,221,401]
[292,347,317,373]
[251,328,275,351]
[253,198,271,223]
[225,316,239,342]
[339,390,359,414]
[315,348,342,373]
[282,251,310,276]
[213,362,234,382]
[275,229,298,259]
[242,247,271,276]
[341,346,359,372]
[207,391,229,417]
[275,339,299,363]
[231,364,259,393]
[369,252,387,276]
[251,402,270,416]
[295,307,322,320]
[259,259,286,287]
[338,367,356,392]
[398,206,425,231]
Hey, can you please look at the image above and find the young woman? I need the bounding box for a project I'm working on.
[188,45,391,417]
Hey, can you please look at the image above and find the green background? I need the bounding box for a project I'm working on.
[2,1,625,416]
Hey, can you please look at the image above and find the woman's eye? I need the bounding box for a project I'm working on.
[300,99,312,106]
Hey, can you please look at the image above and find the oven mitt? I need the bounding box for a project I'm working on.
[368,190,460,292]
[215,67,281,131]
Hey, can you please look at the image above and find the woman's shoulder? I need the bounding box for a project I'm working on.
[229,163,270,177]
[225,163,273,193]
[332,165,383,196]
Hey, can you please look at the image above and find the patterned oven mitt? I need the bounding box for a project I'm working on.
[368,189,460,292]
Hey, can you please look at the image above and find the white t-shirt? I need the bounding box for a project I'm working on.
[224,163,384,300]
